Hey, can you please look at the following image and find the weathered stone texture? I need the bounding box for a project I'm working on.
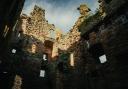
[79,1,128,89]
[25,5,55,42]
[53,1,128,89]
[52,4,91,89]
[11,5,57,89]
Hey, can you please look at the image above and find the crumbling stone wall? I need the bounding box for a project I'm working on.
[79,1,128,89]
[11,5,57,89]
[53,4,90,55]
[52,4,91,89]
[18,5,56,57]
[53,1,128,89]
[26,5,55,42]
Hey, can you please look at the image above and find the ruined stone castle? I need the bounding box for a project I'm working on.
[1,0,128,88]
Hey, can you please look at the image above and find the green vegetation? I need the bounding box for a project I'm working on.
[84,10,101,25]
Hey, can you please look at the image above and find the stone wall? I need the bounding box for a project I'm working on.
[13,5,57,59]
[0,0,25,89]
[11,5,57,89]
[52,4,91,89]
[53,1,128,89]
[53,4,90,57]
[79,1,128,89]
[26,5,55,42]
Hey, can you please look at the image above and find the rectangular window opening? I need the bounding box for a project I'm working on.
[70,53,74,66]
[99,54,107,63]
[40,70,45,77]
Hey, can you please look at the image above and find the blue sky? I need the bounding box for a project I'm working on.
[22,0,99,33]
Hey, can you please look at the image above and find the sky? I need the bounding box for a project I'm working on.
[22,0,99,34]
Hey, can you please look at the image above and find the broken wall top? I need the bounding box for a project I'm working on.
[20,5,56,42]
